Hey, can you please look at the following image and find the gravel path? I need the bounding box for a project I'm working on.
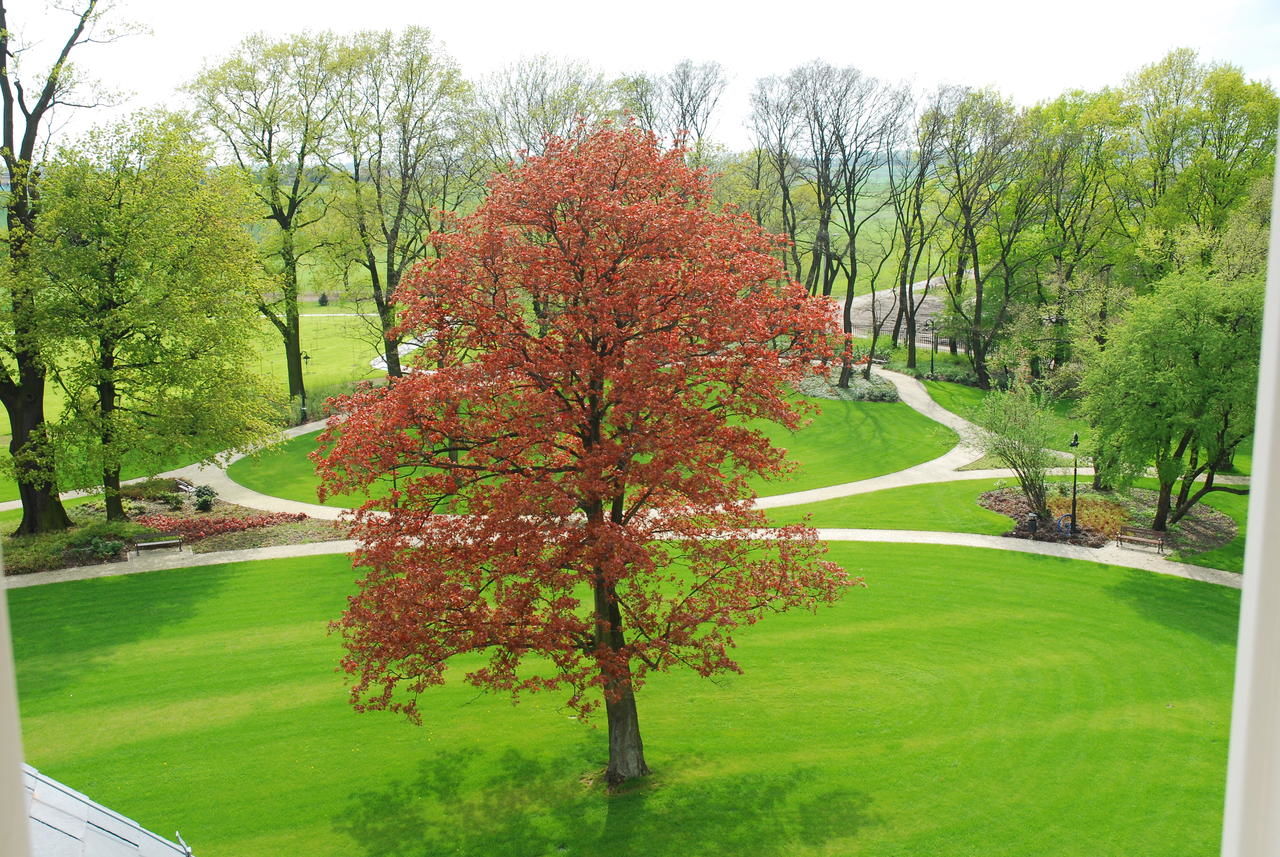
[2,369,1246,591]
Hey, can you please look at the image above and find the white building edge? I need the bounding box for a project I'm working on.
[23,763,192,856]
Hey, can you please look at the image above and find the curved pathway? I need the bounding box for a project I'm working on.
[2,368,1246,591]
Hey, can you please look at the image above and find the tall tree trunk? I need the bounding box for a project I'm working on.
[603,667,650,786]
[904,306,917,369]
[590,495,651,787]
[98,345,125,521]
[279,231,306,403]
[837,278,856,389]
[1,337,72,534]
[103,467,125,522]
[379,302,403,378]
[4,387,72,535]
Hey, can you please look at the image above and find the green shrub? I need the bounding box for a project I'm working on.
[86,537,125,560]
[120,478,181,501]
[3,519,151,575]
[194,485,216,512]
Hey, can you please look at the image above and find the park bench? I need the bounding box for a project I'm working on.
[134,533,185,557]
[1116,525,1166,554]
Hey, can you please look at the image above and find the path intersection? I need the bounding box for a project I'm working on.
[2,369,1243,591]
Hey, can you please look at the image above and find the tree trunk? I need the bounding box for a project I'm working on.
[972,341,992,390]
[603,668,650,787]
[1152,481,1174,531]
[103,468,126,521]
[837,278,856,389]
[2,375,71,535]
[279,231,306,403]
[904,306,917,369]
[5,399,72,534]
[98,352,125,521]
[382,342,403,378]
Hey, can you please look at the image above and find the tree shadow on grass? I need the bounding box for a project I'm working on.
[7,563,236,704]
[1106,568,1241,648]
[336,746,878,857]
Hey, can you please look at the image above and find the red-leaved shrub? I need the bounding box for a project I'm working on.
[134,512,308,542]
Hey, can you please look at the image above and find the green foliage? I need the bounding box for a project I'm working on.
[973,385,1061,519]
[794,369,899,402]
[193,484,217,512]
[2,518,152,575]
[119,478,183,502]
[34,112,279,500]
[1080,272,1262,528]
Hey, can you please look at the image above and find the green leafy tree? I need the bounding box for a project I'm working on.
[934,87,1047,389]
[974,385,1060,522]
[1080,273,1261,530]
[188,32,340,415]
[1111,49,1277,282]
[35,114,277,520]
[0,0,116,533]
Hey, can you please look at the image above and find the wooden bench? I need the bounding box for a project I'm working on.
[1117,525,1166,554]
[134,533,185,556]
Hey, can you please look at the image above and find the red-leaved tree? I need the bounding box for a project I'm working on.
[315,124,853,786]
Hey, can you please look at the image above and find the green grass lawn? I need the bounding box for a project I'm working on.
[922,380,1091,450]
[764,477,1016,532]
[1179,490,1249,573]
[251,314,387,395]
[227,431,381,508]
[769,475,1251,574]
[225,398,959,508]
[10,543,1238,856]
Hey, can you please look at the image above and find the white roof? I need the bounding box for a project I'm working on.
[23,765,191,857]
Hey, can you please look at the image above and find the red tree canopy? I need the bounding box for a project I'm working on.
[316,125,852,732]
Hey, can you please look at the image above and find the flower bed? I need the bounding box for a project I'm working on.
[134,511,308,543]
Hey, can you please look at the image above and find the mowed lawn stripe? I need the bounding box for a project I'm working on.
[226,397,959,507]
[10,544,1237,857]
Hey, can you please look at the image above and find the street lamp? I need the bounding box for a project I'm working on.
[299,351,312,424]
[1069,432,1080,536]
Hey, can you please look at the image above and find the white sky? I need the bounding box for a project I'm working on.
[8,0,1279,150]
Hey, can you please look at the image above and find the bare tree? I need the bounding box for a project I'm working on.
[885,89,951,368]
[617,59,726,163]
[787,62,843,297]
[830,71,904,385]
[474,56,615,165]
[328,28,471,379]
[749,75,804,280]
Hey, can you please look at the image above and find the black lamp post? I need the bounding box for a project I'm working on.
[299,351,312,423]
[1069,432,1080,535]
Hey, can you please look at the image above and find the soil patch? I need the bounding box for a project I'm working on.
[979,486,1237,554]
